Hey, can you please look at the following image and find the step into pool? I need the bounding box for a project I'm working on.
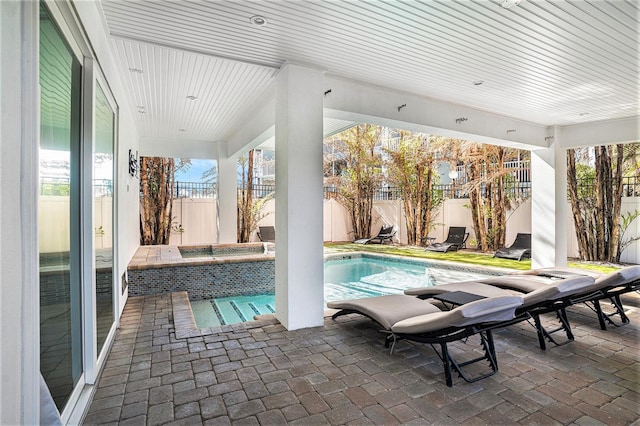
[190,294,275,327]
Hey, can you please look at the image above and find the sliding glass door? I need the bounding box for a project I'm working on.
[94,83,115,354]
[39,3,83,411]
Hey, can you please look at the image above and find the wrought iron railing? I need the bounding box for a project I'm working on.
[175,181,216,198]
[42,175,640,200]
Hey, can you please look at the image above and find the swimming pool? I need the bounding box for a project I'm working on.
[191,254,500,327]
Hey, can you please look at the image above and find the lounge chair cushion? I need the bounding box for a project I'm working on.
[520,275,595,306]
[479,275,560,292]
[327,294,441,330]
[391,295,524,334]
[580,265,640,294]
[404,281,517,298]
[518,267,602,279]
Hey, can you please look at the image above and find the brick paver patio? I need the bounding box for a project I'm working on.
[85,291,640,425]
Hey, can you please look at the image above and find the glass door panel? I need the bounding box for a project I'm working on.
[39,3,83,411]
[94,84,115,354]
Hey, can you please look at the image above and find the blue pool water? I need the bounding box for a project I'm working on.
[191,255,497,327]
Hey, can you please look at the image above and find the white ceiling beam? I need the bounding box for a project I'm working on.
[558,116,640,149]
[225,98,275,158]
[138,137,219,159]
[324,75,550,150]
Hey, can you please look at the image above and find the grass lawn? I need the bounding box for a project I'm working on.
[324,243,620,273]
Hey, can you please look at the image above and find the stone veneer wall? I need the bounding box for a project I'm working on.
[127,259,275,300]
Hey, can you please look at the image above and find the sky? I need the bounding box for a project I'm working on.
[174,159,217,183]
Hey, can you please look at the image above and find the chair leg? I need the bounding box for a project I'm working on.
[583,296,630,330]
[440,343,454,387]
[530,310,574,350]
[438,331,499,387]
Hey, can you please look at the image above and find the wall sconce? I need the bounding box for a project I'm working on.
[129,149,139,178]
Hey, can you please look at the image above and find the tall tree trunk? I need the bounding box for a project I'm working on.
[139,157,175,245]
[610,144,624,262]
[237,150,255,243]
[568,145,627,262]
[567,149,591,259]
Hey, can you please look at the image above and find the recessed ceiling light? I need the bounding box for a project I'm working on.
[473,80,484,86]
[250,15,267,26]
[501,0,522,8]
[129,68,143,73]
[186,95,198,101]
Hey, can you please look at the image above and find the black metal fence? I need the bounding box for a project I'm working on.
[42,176,640,200]
[175,181,216,198]
[432,182,532,200]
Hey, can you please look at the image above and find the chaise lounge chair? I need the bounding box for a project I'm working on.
[494,233,531,261]
[353,225,396,244]
[404,274,597,350]
[257,226,275,243]
[328,294,524,386]
[479,266,640,330]
[424,226,468,253]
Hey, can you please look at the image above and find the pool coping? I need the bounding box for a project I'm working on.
[129,243,274,271]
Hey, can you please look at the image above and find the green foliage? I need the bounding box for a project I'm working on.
[575,163,596,200]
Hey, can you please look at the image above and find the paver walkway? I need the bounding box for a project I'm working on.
[85,292,640,425]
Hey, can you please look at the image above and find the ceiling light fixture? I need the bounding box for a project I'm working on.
[501,0,522,8]
[186,95,198,101]
[473,80,484,86]
[129,67,143,73]
[250,15,267,26]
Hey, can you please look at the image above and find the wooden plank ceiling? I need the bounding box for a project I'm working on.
[100,0,639,144]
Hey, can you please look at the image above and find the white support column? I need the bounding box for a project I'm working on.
[217,143,238,244]
[1,1,40,424]
[275,64,324,330]
[531,127,567,268]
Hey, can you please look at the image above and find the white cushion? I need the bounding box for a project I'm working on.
[391,295,524,334]
[327,294,441,330]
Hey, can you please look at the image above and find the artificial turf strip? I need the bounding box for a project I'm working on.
[323,243,620,273]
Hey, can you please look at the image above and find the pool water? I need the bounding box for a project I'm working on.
[191,256,497,327]
[191,294,275,328]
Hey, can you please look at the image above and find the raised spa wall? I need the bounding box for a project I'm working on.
[127,243,275,300]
